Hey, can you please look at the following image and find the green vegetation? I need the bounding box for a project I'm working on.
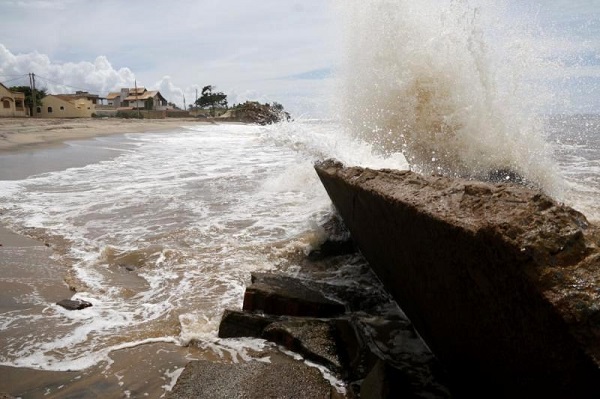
[9,85,47,114]
[145,97,154,110]
[230,101,291,125]
[190,84,290,123]
[195,85,228,116]
[116,110,144,119]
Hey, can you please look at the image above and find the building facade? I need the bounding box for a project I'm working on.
[106,87,168,110]
[0,83,28,117]
[36,95,94,118]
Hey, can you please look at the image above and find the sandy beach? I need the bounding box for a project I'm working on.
[0,117,216,154]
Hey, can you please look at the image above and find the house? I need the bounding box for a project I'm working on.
[36,94,94,118]
[106,87,168,110]
[57,91,101,105]
[0,83,28,117]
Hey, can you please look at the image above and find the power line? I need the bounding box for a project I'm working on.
[0,73,29,79]
[0,74,31,85]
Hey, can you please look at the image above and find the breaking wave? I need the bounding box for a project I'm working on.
[335,0,564,196]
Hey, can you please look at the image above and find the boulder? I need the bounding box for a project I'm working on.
[243,273,346,317]
[217,310,450,396]
[308,213,357,260]
[218,309,280,339]
[315,159,600,397]
[56,299,92,310]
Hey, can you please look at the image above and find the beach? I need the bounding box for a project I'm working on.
[0,118,362,398]
[0,117,217,154]
[0,117,249,398]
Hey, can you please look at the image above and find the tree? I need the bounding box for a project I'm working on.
[10,85,47,114]
[145,97,154,110]
[195,85,228,116]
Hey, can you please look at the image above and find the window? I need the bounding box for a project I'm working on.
[2,100,9,109]
[47,107,53,113]
[60,106,64,111]
[36,107,41,113]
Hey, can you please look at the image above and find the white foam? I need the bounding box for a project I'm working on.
[161,367,185,393]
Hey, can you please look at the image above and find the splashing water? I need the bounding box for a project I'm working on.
[335,0,564,196]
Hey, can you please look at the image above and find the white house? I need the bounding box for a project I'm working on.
[106,87,168,110]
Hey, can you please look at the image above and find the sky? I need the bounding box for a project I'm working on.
[0,0,599,116]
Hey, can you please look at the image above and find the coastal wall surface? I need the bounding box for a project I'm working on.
[315,159,600,397]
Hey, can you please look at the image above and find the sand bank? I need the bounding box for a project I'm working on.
[0,117,217,153]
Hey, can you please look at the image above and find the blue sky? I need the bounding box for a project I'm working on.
[0,0,598,115]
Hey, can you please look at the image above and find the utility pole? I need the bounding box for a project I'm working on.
[183,95,186,112]
[29,72,37,117]
[134,80,140,118]
[195,88,198,111]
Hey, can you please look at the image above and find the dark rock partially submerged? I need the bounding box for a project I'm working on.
[56,299,92,310]
[315,159,600,397]
[219,272,451,398]
[174,214,451,398]
[242,273,346,318]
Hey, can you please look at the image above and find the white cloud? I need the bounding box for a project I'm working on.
[5,0,74,9]
[154,76,186,107]
[0,0,337,115]
[0,44,136,95]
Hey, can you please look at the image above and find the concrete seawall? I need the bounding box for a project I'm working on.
[315,159,600,397]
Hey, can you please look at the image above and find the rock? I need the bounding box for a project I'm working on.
[361,359,450,399]
[218,310,345,374]
[217,310,451,396]
[56,299,92,310]
[355,317,450,398]
[218,309,280,339]
[308,239,357,260]
[315,159,600,397]
[219,101,290,125]
[243,273,346,317]
[167,358,335,399]
[263,318,344,375]
[308,213,357,260]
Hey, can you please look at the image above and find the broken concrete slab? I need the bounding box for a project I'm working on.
[315,159,600,397]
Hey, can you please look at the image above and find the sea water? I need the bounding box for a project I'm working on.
[0,116,598,373]
[0,121,409,397]
[1,0,599,396]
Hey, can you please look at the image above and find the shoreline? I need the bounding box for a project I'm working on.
[0,116,234,398]
[0,117,236,154]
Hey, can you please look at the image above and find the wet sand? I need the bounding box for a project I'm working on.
[0,210,202,398]
[0,118,222,398]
